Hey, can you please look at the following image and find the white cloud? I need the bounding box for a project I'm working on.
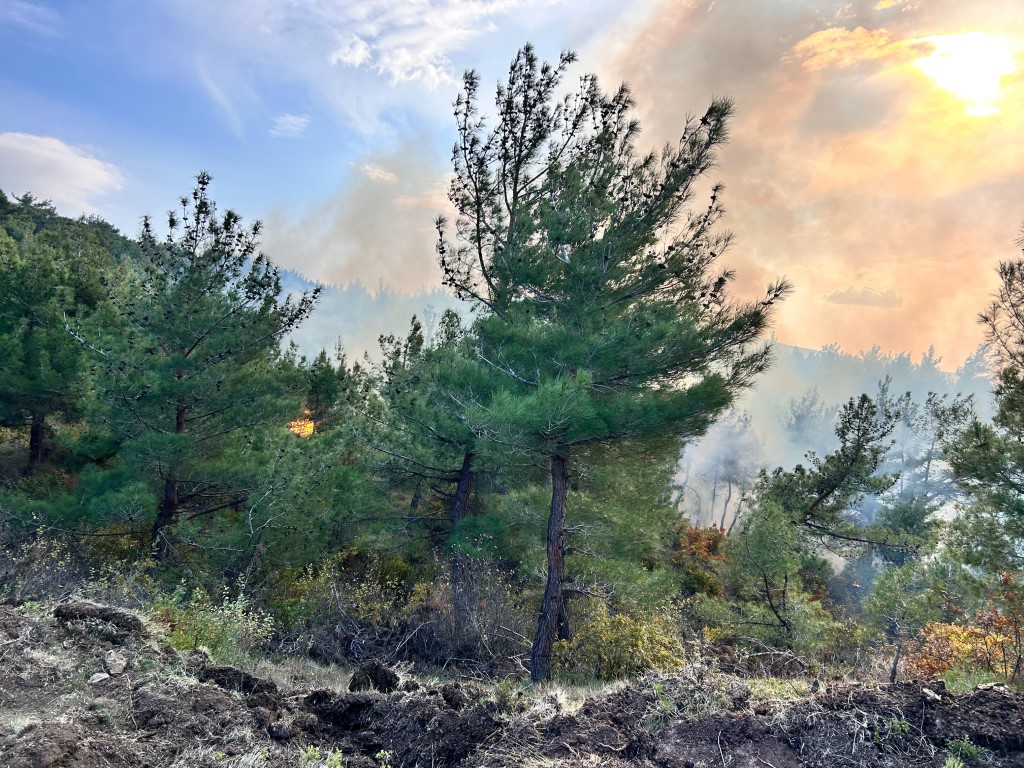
[0,133,125,215]
[0,1,59,36]
[270,113,311,138]
[329,35,372,67]
[323,1,544,87]
[161,0,564,135]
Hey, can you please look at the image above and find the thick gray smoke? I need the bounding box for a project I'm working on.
[678,342,993,530]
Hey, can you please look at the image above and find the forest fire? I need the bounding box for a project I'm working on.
[287,415,314,438]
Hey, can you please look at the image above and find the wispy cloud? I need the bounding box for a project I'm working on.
[269,113,311,138]
[789,26,924,70]
[330,35,372,68]
[322,0,556,88]
[0,133,124,215]
[0,0,59,36]
[160,0,563,135]
[359,163,398,183]
[194,60,248,138]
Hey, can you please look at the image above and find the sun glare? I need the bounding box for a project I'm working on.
[914,33,1017,116]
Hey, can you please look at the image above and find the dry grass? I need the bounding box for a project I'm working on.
[529,678,628,715]
[746,676,814,702]
[249,656,353,693]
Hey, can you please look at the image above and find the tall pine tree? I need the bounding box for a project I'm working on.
[77,173,319,558]
[438,46,789,679]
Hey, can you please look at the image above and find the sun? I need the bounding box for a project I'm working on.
[914,32,1017,116]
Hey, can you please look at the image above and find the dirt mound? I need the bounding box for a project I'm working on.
[3,603,1024,767]
[304,682,502,765]
[774,680,1024,767]
[349,659,401,693]
[53,602,146,643]
[1,721,138,768]
[198,663,280,697]
[657,715,803,768]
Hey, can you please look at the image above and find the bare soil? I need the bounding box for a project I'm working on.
[1,603,1022,767]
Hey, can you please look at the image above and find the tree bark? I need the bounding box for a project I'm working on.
[889,641,902,684]
[719,481,733,530]
[531,450,569,682]
[25,413,44,476]
[727,497,743,535]
[151,406,187,559]
[450,451,475,639]
[708,465,719,527]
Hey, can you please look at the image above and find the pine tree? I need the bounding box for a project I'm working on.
[946,252,1024,575]
[304,349,343,433]
[78,173,319,558]
[0,193,118,473]
[371,311,505,640]
[438,45,789,679]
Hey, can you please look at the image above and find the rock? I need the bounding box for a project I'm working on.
[348,659,400,694]
[104,650,127,674]
[975,681,1011,692]
[88,672,111,684]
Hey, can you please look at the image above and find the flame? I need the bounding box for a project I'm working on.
[287,416,314,438]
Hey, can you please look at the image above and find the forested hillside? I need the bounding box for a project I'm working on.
[2,45,1024,768]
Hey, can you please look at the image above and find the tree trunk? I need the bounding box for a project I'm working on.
[719,481,733,530]
[152,406,187,559]
[450,451,475,639]
[25,413,44,476]
[531,450,569,682]
[727,497,743,535]
[708,465,719,527]
[889,641,902,684]
[151,473,178,560]
[558,599,573,642]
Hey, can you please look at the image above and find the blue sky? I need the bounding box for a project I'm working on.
[2,0,1023,363]
[0,0,612,226]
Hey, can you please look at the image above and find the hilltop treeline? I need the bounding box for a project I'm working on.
[0,47,1021,691]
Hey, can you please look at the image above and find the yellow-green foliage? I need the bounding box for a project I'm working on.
[268,548,410,630]
[554,600,685,680]
[297,746,345,768]
[153,585,274,666]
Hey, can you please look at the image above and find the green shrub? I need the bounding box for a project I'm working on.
[153,584,274,666]
[268,548,409,631]
[297,746,345,768]
[554,600,685,680]
[946,734,992,765]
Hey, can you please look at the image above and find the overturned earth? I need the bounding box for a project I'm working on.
[1,603,1023,767]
